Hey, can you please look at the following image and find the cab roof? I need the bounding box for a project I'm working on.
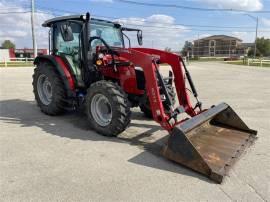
[42,14,120,27]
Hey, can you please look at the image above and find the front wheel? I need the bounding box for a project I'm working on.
[85,81,131,137]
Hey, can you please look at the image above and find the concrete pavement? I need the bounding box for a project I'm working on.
[0,62,269,201]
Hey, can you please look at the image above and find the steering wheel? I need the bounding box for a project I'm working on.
[89,36,119,66]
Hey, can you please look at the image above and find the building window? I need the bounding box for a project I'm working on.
[209,48,215,56]
[209,40,216,47]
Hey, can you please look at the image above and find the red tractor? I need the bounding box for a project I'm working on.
[33,13,257,183]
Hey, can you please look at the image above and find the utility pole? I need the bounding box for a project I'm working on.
[197,34,200,57]
[254,17,258,58]
[229,39,231,58]
[245,14,258,58]
[31,0,37,58]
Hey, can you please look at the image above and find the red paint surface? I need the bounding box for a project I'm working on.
[116,48,198,131]
[9,48,16,59]
[99,55,144,95]
[54,56,75,91]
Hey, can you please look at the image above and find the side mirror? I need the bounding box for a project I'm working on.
[60,23,74,41]
[137,30,143,46]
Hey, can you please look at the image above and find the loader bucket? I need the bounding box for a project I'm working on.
[162,103,257,183]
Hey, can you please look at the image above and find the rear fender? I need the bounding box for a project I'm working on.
[34,55,76,97]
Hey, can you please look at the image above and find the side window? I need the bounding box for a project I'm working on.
[54,22,81,55]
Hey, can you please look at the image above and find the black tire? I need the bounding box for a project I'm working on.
[86,81,131,137]
[139,97,153,119]
[140,86,176,118]
[32,62,67,115]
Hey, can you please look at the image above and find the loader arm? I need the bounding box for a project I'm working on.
[132,48,198,117]
[117,48,171,130]
[117,48,197,131]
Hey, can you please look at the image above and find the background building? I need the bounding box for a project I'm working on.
[0,48,47,62]
[0,49,12,62]
[13,48,48,58]
[192,35,253,58]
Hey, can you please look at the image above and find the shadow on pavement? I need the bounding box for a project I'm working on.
[0,99,213,183]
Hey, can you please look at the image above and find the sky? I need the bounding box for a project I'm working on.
[0,0,270,50]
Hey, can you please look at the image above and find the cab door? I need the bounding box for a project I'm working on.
[53,21,84,87]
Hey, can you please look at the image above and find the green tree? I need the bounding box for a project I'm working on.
[164,47,172,52]
[257,37,270,56]
[248,37,270,57]
[1,40,16,49]
[181,41,193,56]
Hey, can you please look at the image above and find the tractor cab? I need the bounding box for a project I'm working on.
[42,13,142,88]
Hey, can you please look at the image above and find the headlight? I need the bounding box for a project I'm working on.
[96,60,103,66]
[98,53,104,59]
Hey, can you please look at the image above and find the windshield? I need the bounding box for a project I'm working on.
[90,21,123,48]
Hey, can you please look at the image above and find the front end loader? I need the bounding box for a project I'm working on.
[33,13,257,183]
[117,48,257,183]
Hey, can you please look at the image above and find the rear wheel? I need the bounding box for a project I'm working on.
[86,81,131,137]
[32,62,67,115]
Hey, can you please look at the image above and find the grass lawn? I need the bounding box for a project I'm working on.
[189,58,225,62]
[0,62,34,68]
[226,60,270,68]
